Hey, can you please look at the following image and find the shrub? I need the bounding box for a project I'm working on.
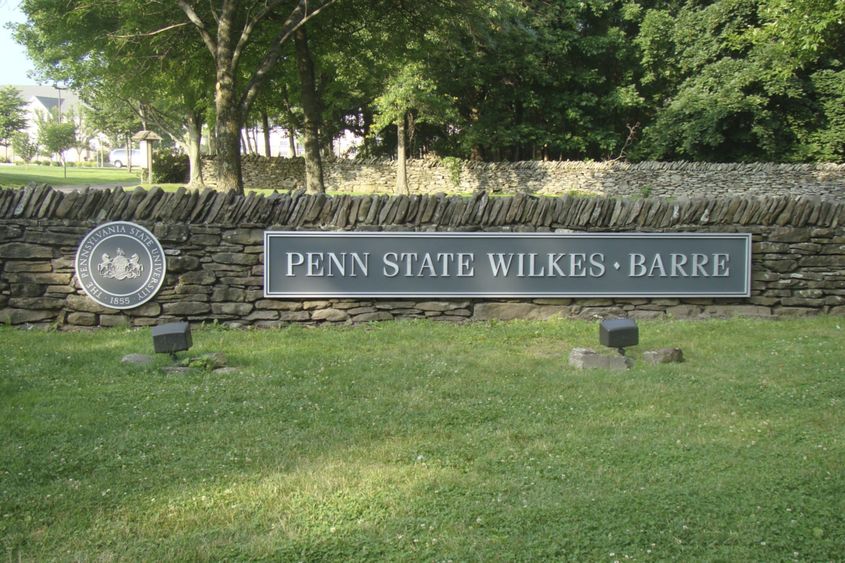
[152,148,189,183]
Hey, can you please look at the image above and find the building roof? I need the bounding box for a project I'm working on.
[5,84,80,114]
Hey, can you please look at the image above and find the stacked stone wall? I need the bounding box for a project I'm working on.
[203,156,845,199]
[1,185,843,328]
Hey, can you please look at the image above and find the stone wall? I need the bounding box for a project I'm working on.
[203,156,845,199]
[1,185,843,329]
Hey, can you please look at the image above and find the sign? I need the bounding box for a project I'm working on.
[264,232,751,298]
[75,221,166,309]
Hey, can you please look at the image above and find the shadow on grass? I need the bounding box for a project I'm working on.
[1,318,843,560]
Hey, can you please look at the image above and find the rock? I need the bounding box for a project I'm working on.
[162,301,211,316]
[181,353,227,370]
[302,300,332,310]
[179,270,217,285]
[0,308,57,325]
[642,348,684,365]
[568,348,633,371]
[211,303,254,316]
[167,255,201,272]
[66,294,115,314]
[8,297,65,310]
[416,301,468,312]
[66,312,97,326]
[121,354,154,366]
[211,287,246,302]
[212,252,259,266]
[277,310,311,321]
[124,302,162,317]
[311,308,349,322]
[351,311,394,322]
[212,367,240,375]
[222,228,264,245]
[473,302,568,321]
[0,242,52,259]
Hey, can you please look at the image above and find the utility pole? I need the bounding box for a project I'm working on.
[53,83,67,122]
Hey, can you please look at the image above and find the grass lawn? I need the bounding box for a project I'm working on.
[0,164,142,188]
[1,318,843,560]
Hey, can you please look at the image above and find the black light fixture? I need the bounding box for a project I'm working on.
[151,321,192,359]
[599,318,639,356]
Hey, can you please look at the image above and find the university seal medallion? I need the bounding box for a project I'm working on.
[75,221,166,309]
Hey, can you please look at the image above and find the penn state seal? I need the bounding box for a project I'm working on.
[75,221,166,309]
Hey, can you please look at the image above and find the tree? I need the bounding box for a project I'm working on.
[632,0,845,162]
[37,113,77,177]
[176,0,337,193]
[372,62,457,193]
[15,0,213,186]
[0,86,28,160]
[11,132,38,164]
[294,25,325,193]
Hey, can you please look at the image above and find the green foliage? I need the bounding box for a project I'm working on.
[12,0,845,166]
[11,133,38,163]
[371,62,458,135]
[441,156,463,188]
[37,119,77,161]
[152,148,189,184]
[634,0,845,162]
[0,86,28,148]
[0,318,843,560]
[804,69,845,161]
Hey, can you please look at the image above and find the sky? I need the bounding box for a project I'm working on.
[0,0,37,85]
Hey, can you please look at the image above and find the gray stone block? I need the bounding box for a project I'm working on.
[568,348,633,371]
[643,348,684,364]
[312,308,349,322]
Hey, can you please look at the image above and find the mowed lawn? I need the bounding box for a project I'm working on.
[1,318,843,561]
[0,164,142,188]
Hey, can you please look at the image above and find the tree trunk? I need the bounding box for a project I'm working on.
[262,111,272,157]
[215,101,243,193]
[288,129,297,157]
[187,113,204,187]
[213,1,244,194]
[396,114,408,195]
[294,26,324,194]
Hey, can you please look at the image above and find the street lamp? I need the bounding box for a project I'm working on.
[52,82,67,122]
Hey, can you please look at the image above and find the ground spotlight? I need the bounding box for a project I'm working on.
[599,318,638,356]
[152,321,192,360]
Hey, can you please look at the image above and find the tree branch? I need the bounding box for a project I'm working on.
[110,22,190,40]
[232,0,286,70]
[240,0,337,113]
[177,0,217,55]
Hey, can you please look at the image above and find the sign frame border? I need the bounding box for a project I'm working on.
[264,231,752,298]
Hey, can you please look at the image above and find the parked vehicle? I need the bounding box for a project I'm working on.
[109,148,145,168]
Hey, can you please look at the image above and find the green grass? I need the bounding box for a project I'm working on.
[1,318,843,561]
[0,164,142,188]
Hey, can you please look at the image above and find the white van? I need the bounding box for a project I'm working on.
[109,148,145,168]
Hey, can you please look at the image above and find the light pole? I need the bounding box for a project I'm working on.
[53,83,67,122]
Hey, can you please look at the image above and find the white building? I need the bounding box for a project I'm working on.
[5,84,102,163]
[5,84,364,164]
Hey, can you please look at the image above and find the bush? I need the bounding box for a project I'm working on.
[152,148,189,183]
